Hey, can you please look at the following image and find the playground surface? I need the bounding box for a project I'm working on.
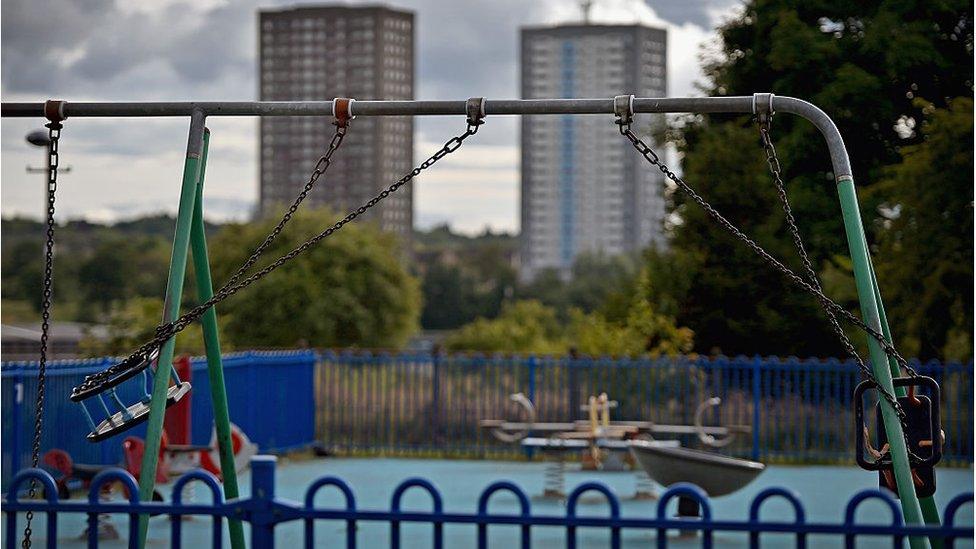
[8,456,974,548]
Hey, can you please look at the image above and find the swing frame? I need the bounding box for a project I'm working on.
[0,94,936,547]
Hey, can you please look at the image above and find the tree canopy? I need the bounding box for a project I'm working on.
[208,209,421,349]
[654,0,973,359]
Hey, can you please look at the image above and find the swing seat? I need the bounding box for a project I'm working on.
[70,347,160,402]
[86,382,191,443]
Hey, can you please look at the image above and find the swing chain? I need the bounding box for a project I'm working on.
[22,118,62,549]
[224,121,347,291]
[73,106,487,395]
[758,113,919,381]
[758,114,874,371]
[614,114,908,423]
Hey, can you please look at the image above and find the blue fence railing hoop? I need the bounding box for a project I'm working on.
[2,458,973,548]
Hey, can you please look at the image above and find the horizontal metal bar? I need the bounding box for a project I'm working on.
[0,94,849,183]
[1,97,757,118]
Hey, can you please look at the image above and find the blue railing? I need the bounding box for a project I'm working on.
[2,455,973,548]
[1,350,317,491]
[315,352,974,465]
[2,351,973,491]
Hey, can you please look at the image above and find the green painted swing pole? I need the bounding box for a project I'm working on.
[190,128,247,549]
[861,229,944,542]
[136,110,207,547]
[837,175,929,549]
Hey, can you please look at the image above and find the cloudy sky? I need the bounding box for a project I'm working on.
[1,0,740,233]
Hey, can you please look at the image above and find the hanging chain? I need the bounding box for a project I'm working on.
[758,115,870,366]
[72,112,486,395]
[615,115,910,422]
[22,120,62,548]
[754,114,925,462]
[758,115,919,379]
[225,122,346,290]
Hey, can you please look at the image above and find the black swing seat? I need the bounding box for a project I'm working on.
[71,347,160,402]
[87,382,191,443]
[854,376,942,498]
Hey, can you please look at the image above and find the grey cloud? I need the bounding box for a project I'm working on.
[648,0,739,28]
[1,0,737,228]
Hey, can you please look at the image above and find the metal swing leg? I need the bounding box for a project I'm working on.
[860,229,943,540]
[189,128,246,549]
[136,111,206,547]
[837,179,930,548]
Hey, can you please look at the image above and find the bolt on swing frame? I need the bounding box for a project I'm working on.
[0,94,935,547]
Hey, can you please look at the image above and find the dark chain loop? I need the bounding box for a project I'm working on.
[615,116,909,423]
[72,117,484,395]
[22,121,61,548]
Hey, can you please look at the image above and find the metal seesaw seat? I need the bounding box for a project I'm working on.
[628,441,766,497]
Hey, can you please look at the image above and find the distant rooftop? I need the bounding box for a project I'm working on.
[259,3,413,15]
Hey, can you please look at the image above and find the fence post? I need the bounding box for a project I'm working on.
[11,368,22,476]
[527,356,537,404]
[752,356,762,461]
[567,351,580,421]
[431,349,441,440]
[525,356,538,460]
[250,455,278,548]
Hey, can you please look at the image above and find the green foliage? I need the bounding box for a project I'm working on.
[659,0,973,358]
[415,225,517,330]
[520,252,640,320]
[1,217,174,321]
[872,98,974,360]
[445,271,694,358]
[78,297,206,357]
[209,209,421,349]
[570,270,694,357]
[443,300,566,354]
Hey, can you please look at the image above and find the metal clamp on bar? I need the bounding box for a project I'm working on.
[613,94,635,129]
[44,99,67,123]
[466,97,486,127]
[333,98,355,128]
[753,93,775,123]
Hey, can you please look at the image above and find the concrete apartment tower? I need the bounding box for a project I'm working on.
[519,21,667,281]
[258,5,414,240]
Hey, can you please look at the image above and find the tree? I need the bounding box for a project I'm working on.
[77,238,136,312]
[660,0,973,357]
[872,98,974,360]
[207,209,421,349]
[443,300,566,354]
[519,252,639,320]
[570,269,694,357]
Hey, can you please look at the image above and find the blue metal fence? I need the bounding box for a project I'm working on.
[1,351,316,491]
[2,455,973,548]
[2,351,972,493]
[315,352,974,465]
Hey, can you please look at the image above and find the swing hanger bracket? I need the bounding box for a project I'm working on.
[332,97,355,129]
[44,99,67,125]
[753,93,775,125]
[613,94,635,131]
[465,97,487,128]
